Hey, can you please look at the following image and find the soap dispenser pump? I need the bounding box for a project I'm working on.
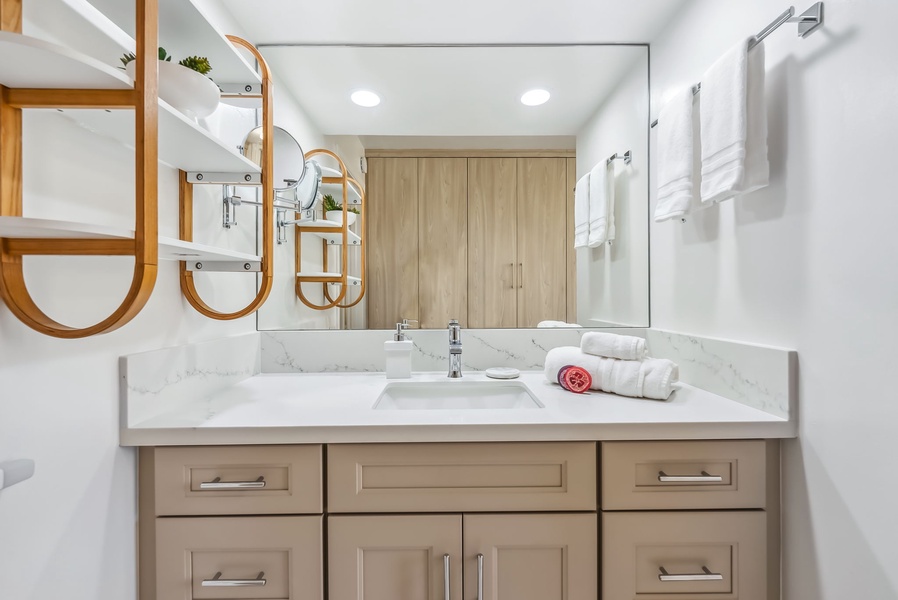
[384,319,416,379]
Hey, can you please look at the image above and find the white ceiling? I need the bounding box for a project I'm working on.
[218,0,686,139]
[260,45,646,136]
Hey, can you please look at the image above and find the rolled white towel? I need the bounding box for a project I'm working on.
[580,332,646,360]
[592,357,678,400]
[544,347,678,400]
[544,347,603,384]
[538,320,583,328]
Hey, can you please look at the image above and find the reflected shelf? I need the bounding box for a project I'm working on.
[296,271,362,286]
[0,217,261,265]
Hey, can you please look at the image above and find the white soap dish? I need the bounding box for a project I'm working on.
[485,367,520,380]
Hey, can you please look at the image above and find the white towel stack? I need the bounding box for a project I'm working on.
[700,38,769,204]
[588,161,615,247]
[573,173,590,249]
[543,332,678,401]
[654,87,698,222]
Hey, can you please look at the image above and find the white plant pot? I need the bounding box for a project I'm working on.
[326,210,358,227]
[126,60,220,119]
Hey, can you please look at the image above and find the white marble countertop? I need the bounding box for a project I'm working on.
[120,371,795,446]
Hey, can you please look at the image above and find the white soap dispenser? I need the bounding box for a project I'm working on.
[384,320,416,379]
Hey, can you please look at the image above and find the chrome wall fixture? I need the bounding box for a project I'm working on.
[607,150,632,166]
[650,2,825,128]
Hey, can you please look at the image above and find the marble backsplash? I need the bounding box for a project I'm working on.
[119,327,796,425]
[645,329,796,419]
[261,328,646,374]
[120,333,260,427]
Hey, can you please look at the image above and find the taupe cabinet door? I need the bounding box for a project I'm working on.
[329,515,463,600]
[463,514,598,600]
[516,158,568,327]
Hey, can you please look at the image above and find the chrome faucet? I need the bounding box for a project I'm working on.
[448,319,463,378]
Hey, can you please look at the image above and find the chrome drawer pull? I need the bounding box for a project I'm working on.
[202,571,266,587]
[199,475,266,489]
[477,553,484,600]
[658,566,723,582]
[657,470,723,483]
[443,554,450,600]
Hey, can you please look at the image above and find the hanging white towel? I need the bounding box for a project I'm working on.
[654,87,697,222]
[588,161,614,247]
[700,38,769,204]
[573,173,590,249]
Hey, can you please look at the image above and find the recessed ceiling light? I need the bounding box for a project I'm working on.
[520,89,550,106]
[351,90,381,107]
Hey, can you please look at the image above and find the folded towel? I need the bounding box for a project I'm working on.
[544,347,678,400]
[654,87,697,222]
[538,320,582,328]
[581,332,646,360]
[573,173,590,249]
[587,161,615,247]
[700,38,769,204]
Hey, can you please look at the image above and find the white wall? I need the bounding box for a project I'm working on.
[0,18,258,600]
[576,51,650,327]
[649,1,898,597]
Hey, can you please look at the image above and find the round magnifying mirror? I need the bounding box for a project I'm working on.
[295,159,322,211]
[241,126,305,191]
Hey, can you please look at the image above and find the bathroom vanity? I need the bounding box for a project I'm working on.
[138,438,779,600]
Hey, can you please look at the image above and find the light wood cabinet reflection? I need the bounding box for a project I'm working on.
[367,153,572,329]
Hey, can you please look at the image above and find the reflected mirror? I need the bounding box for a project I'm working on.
[242,125,306,191]
[253,45,649,331]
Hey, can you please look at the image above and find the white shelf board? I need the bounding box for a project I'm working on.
[296,271,362,286]
[47,100,261,174]
[158,237,260,263]
[0,217,260,263]
[318,165,362,205]
[86,0,261,85]
[0,32,132,89]
[293,218,361,245]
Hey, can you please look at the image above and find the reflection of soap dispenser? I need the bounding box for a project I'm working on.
[385,320,416,379]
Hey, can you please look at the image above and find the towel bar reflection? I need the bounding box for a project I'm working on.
[607,151,632,166]
[650,2,824,128]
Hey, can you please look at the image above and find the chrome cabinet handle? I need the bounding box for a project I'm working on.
[202,571,266,587]
[477,553,484,600]
[658,566,723,582]
[199,475,266,489]
[510,263,515,289]
[657,470,723,483]
[443,554,450,600]
[517,263,523,289]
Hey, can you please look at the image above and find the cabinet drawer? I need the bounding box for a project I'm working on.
[601,440,766,509]
[328,442,597,512]
[156,516,322,600]
[603,511,766,600]
[151,445,322,516]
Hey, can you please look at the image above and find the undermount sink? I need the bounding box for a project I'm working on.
[373,380,544,410]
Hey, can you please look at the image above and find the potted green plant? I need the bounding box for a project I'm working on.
[322,194,359,226]
[121,47,220,119]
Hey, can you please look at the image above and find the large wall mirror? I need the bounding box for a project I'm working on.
[253,44,649,331]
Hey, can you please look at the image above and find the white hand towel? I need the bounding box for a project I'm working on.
[573,173,590,249]
[587,161,615,247]
[580,331,646,360]
[700,38,769,204]
[654,87,697,222]
[543,348,678,400]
